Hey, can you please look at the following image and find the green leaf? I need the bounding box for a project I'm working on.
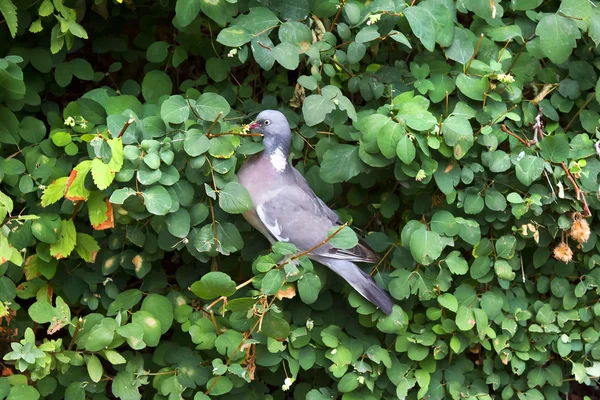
[302,94,335,126]
[146,41,170,63]
[49,219,77,259]
[194,92,230,122]
[218,182,252,214]
[456,74,488,101]
[141,70,173,104]
[261,268,286,295]
[405,6,436,51]
[338,372,360,392]
[272,42,300,70]
[107,289,143,315]
[91,158,114,190]
[200,0,228,26]
[536,14,580,64]
[438,293,458,312]
[75,233,100,263]
[86,354,103,383]
[190,272,237,300]
[396,135,416,164]
[355,25,380,43]
[183,128,210,157]
[0,0,18,38]
[161,95,190,124]
[409,230,443,265]
[327,226,358,249]
[41,177,68,207]
[141,294,173,334]
[251,36,275,70]
[142,186,172,216]
[217,27,253,47]
[444,251,468,275]
[28,296,71,333]
[166,208,191,238]
[320,145,364,183]
[175,0,201,27]
[515,155,544,186]
[298,272,321,304]
[112,371,141,400]
[538,133,569,163]
[261,312,290,340]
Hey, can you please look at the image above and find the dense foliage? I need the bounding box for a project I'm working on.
[2,0,600,398]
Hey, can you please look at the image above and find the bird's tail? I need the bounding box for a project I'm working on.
[315,257,395,315]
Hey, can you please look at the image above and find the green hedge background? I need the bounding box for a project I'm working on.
[2,0,600,399]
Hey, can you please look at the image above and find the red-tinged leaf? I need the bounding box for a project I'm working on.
[24,255,41,280]
[92,200,114,230]
[65,161,92,201]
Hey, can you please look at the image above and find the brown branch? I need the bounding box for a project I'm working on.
[329,0,347,32]
[465,34,484,74]
[370,242,397,276]
[256,41,272,50]
[206,131,262,139]
[117,117,135,139]
[70,201,84,220]
[564,93,594,132]
[67,317,82,350]
[501,124,530,147]
[279,223,349,269]
[206,112,223,135]
[561,162,592,217]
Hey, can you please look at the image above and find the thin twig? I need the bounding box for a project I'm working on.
[71,201,84,220]
[207,131,262,139]
[117,117,135,139]
[256,41,272,50]
[206,112,223,135]
[564,93,594,132]
[67,317,82,350]
[501,124,530,147]
[279,223,349,269]
[370,242,397,276]
[329,0,347,32]
[561,162,592,217]
[465,34,484,74]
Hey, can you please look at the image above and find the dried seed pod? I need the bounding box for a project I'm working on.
[553,242,573,264]
[570,213,590,245]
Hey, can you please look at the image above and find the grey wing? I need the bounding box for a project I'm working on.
[291,167,341,224]
[256,186,378,263]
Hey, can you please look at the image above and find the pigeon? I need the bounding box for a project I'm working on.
[237,110,395,315]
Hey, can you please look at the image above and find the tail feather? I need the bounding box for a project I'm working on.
[315,257,395,315]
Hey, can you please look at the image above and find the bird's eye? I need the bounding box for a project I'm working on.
[264,120,271,126]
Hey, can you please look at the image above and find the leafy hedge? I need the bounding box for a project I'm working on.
[2,0,600,399]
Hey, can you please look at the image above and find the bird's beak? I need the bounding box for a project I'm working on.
[248,122,260,130]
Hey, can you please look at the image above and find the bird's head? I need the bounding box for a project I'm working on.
[248,110,292,150]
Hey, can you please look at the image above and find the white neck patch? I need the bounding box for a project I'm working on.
[270,147,287,172]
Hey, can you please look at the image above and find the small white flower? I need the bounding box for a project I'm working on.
[227,48,238,58]
[64,116,76,127]
[282,377,295,391]
[497,73,515,84]
[415,169,426,182]
[306,318,314,331]
[368,14,381,25]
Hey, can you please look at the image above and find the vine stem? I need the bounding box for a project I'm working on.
[564,93,594,132]
[117,117,135,139]
[67,317,82,350]
[329,0,347,32]
[500,124,530,147]
[560,162,592,218]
